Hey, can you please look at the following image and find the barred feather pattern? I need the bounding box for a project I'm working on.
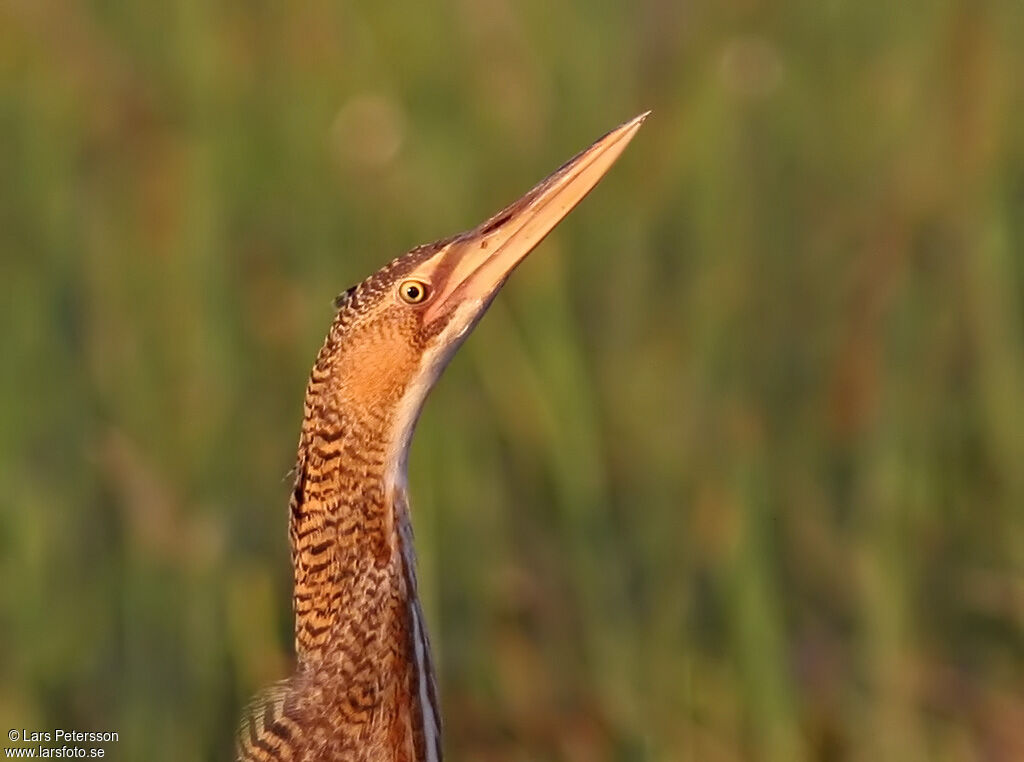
[237,248,446,762]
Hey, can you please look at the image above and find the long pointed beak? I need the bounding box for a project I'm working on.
[423,111,649,324]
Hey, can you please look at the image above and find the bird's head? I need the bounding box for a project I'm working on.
[304,113,647,483]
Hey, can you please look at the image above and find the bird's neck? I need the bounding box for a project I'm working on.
[289,409,409,661]
[287,366,441,759]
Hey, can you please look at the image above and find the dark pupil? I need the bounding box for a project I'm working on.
[405,284,421,300]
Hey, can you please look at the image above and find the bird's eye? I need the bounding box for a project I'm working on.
[398,279,430,304]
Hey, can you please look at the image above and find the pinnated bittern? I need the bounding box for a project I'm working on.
[236,113,647,762]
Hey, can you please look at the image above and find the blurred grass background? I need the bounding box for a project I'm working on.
[2,0,1023,759]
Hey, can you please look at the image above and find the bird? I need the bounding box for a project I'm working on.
[236,112,647,762]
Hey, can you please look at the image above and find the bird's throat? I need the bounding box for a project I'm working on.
[285,367,441,759]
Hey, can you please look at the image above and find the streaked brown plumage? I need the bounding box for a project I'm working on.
[236,113,647,762]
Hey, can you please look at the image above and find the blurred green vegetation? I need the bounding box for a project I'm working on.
[2,0,1023,760]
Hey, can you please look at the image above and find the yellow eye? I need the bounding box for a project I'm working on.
[398,279,430,304]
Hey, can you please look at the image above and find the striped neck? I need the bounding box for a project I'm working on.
[286,385,441,759]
